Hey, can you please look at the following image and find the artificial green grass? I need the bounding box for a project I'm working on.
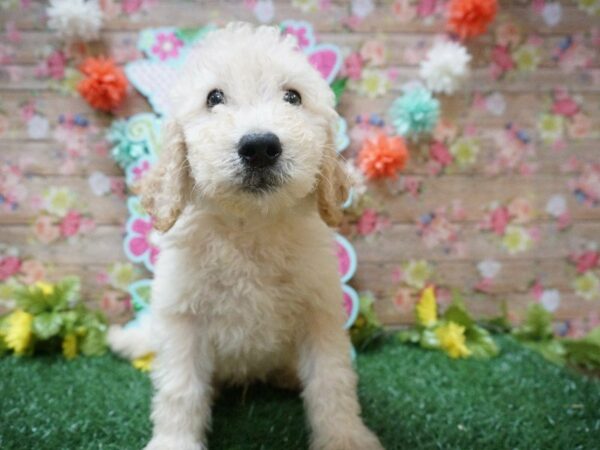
[1,337,599,450]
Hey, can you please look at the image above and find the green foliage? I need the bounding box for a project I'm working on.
[350,293,386,351]
[513,304,600,371]
[0,278,108,359]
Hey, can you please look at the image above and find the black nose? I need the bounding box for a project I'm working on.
[238,133,282,168]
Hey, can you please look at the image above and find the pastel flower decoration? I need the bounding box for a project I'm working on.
[449,137,480,168]
[354,68,390,98]
[390,87,440,137]
[501,225,533,254]
[77,57,128,112]
[447,0,498,40]
[107,120,148,169]
[46,0,104,42]
[0,255,21,281]
[357,133,409,180]
[151,32,184,61]
[5,309,33,355]
[512,45,542,72]
[403,260,433,290]
[537,114,564,143]
[419,41,471,94]
[573,272,600,301]
[435,321,472,358]
[416,286,437,327]
[43,186,76,217]
[126,217,159,271]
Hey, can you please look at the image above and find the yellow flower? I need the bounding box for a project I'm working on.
[42,186,76,218]
[573,272,600,301]
[35,281,54,296]
[450,137,480,168]
[403,260,433,289]
[132,353,155,372]
[5,309,33,355]
[501,225,533,255]
[436,322,471,359]
[416,286,437,327]
[62,334,78,359]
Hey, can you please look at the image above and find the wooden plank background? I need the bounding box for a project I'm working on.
[1,0,599,331]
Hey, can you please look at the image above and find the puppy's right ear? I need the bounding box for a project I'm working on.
[141,120,191,232]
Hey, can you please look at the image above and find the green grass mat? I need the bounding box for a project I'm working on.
[1,337,599,450]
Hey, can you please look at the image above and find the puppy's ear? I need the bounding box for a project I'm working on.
[141,120,192,232]
[316,118,350,227]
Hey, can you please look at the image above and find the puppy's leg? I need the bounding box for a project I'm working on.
[145,313,213,450]
[299,309,383,450]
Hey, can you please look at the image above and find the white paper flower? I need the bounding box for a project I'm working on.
[419,40,471,95]
[46,0,104,42]
[540,289,561,312]
[88,171,111,196]
[477,259,502,279]
[545,195,567,217]
[542,2,562,26]
[27,115,49,140]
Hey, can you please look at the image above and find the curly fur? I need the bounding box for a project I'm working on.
[108,23,382,450]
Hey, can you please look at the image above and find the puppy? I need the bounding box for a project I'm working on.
[109,23,383,450]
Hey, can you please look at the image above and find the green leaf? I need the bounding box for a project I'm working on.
[32,312,63,340]
[397,329,421,344]
[420,329,439,349]
[523,340,566,366]
[465,326,499,359]
[80,328,107,356]
[513,304,554,342]
[563,326,600,370]
[331,78,347,105]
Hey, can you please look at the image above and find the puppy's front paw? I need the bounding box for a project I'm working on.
[311,422,384,450]
[144,434,204,450]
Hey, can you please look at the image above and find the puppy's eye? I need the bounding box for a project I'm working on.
[283,89,302,106]
[207,89,225,108]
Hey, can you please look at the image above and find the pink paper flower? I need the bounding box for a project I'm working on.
[60,210,82,237]
[571,251,599,274]
[490,206,510,235]
[429,141,452,166]
[19,259,46,284]
[552,98,579,117]
[341,52,363,81]
[0,256,21,281]
[490,45,515,78]
[282,26,311,49]
[151,32,183,61]
[33,215,60,244]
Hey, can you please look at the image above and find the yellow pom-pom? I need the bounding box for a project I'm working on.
[62,334,78,359]
[436,322,471,359]
[132,353,155,372]
[416,286,437,327]
[5,309,33,355]
[34,281,54,296]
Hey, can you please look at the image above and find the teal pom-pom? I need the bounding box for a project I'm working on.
[107,120,148,169]
[390,87,440,137]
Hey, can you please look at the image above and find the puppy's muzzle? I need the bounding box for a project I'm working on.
[238,133,282,169]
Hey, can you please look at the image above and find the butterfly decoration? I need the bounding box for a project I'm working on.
[114,23,358,332]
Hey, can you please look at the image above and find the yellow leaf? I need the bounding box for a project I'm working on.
[132,353,155,372]
[62,334,78,359]
[436,322,471,359]
[5,309,33,355]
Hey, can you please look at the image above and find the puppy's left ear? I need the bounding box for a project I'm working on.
[141,120,192,232]
[316,114,350,227]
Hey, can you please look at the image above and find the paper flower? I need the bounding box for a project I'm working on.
[4,309,33,355]
[62,333,78,359]
[390,87,440,137]
[447,0,498,39]
[573,272,600,301]
[77,57,128,112]
[46,0,104,42]
[416,286,437,327]
[449,137,480,168]
[107,120,148,168]
[419,41,471,94]
[435,321,472,358]
[43,187,76,217]
[501,225,533,254]
[403,260,433,289]
[357,133,409,180]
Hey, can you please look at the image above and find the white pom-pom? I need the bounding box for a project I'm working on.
[46,0,104,42]
[419,40,471,95]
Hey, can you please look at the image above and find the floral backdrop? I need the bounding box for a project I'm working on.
[0,0,599,338]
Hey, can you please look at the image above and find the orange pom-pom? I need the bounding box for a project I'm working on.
[447,0,497,40]
[357,134,409,180]
[77,57,128,112]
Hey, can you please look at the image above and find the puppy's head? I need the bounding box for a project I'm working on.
[141,23,349,232]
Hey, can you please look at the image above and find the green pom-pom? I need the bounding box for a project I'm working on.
[390,87,440,137]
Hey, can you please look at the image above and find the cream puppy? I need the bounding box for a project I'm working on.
[108,23,383,450]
